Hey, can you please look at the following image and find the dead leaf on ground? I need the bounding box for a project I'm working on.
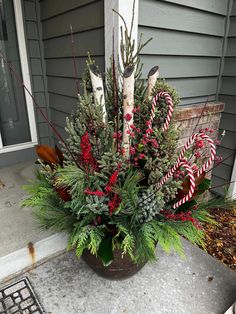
[201,207,236,272]
[0,180,5,189]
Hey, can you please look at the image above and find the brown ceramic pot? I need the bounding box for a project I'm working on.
[82,249,147,280]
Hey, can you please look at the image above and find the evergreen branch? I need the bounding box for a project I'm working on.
[116,224,135,260]
[148,221,185,257]
[33,207,75,232]
[164,220,205,249]
[55,165,86,198]
[130,0,136,38]
[68,225,105,257]
[196,195,236,211]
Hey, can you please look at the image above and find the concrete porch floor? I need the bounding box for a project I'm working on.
[3,240,235,314]
[0,160,52,257]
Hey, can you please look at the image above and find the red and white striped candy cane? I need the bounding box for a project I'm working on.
[155,159,195,209]
[156,132,216,209]
[148,91,174,132]
[174,132,216,177]
[173,161,195,209]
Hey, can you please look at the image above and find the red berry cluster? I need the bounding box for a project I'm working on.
[80,132,98,171]
[173,169,185,180]
[162,210,201,229]
[199,128,214,134]
[124,113,133,122]
[108,194,121,215]
[84,188,106,197]
[108,169,119,185]
[132,105,140,113]
[112,131,122,140]
[141,135,158,148]
[194,139,204,149]
[84,167,122,215]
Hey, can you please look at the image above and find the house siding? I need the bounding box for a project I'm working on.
[139,0,236,195]
[39,0,105,142]
[23,0,51,145]
[138,0,228,105]
[212,0,236,194]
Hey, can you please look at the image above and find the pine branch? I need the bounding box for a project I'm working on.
[55,165,86,198]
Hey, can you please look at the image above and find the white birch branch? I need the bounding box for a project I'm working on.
[147,66,159,99]
[88,64,107,122]
[122,65,135,158]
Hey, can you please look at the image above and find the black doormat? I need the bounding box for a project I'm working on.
[0,277,44,313]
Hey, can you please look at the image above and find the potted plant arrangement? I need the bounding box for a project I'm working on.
[22,15,235,280]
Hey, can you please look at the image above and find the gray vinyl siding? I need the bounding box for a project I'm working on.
[212,1,236,194]
[23,0,51,145]
[138,0,229,105]
[39,0,105,142]
[139,0,236,195]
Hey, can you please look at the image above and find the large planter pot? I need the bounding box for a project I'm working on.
[82,249,146,280]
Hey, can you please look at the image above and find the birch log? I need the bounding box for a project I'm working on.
[147,66,159,99]
[122,65,135,158]
[88,64,107,122]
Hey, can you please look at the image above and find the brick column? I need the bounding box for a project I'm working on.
[173,102,225,181]
[174,102,225,147]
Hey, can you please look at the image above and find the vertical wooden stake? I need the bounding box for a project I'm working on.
[88,64,107,122]
[147,66,159,99]
[122,65,135,158]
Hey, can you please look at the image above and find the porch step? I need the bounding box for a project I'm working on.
[0,233,67,283]
[0,161,52,258]
[1,239,235,314]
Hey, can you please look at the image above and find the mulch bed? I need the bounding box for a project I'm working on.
[203,207,236,271]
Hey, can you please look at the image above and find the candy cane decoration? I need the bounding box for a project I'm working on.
[174,132,216,177]
[148,92,174,133]
[173,161,195,209]
[156,132,216,209]
[155,159,195,209]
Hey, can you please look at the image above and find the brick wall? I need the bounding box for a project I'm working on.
[174,102,224,146]
[173,102,225,182]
